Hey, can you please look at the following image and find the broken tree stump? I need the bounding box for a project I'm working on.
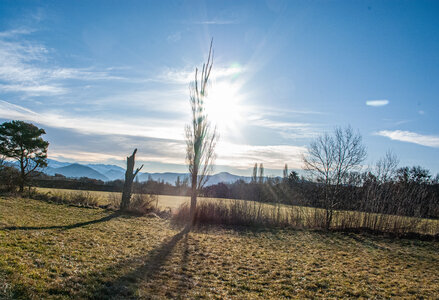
[120,149,143,211]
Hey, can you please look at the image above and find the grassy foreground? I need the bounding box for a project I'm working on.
[1,196,439,299]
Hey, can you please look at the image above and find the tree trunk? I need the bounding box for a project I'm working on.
[189,173,197,224]
[19,158,25,193]
[121,149,143,211]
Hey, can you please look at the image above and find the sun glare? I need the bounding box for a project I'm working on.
[206,80,244,133]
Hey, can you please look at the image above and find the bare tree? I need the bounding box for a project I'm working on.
[185,40,218,223]
[121,149,143,211]
[376,150,399,183]
[303,126,366,229]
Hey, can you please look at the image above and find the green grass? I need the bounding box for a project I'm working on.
[1,196,439,299]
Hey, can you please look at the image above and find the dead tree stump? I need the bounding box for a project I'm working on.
[120,149,143,211]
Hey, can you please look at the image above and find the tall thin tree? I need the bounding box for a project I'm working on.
[252,163,258,183]
[185,40,218,224]
[258,163,264,184]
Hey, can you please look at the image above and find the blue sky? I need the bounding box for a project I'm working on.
[0,0,438,176]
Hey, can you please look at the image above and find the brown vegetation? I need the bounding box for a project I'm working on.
[1,196,438,299]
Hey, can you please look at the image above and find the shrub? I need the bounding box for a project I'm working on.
[172,199,293,228]
[66,191,99,207]
[26,189,100,208]
[0,165,20,193]
[107,192,121,210]
[171,199,439,236]
[125,193,158,215]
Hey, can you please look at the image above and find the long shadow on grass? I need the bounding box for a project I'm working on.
[92,226,190,299]
[1,212,121,231]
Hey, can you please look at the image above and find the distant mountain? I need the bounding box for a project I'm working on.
[86,163,125,174]
[86,164,126,181]
[46,159,72,169]
[45,163,109,181]
[137,171,251,185]
[206,172,251,185]
[40,159,254,185]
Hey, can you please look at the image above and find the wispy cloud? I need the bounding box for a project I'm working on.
[0,28,124,96]
[216,142,306,169]
[0,83,66,95]
[0,100,307,169]
[0,28,35,38]
[366,99,389,107]
[156,64,244,84]
[376,130,439,148]
[248,117,318,139]
[0,100,185,141]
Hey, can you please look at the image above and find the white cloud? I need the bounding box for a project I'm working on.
[0,28,35,38]
[216,142,306,169]
[0,83,66,95]
[376,130,439,148]
[0,28,124,96]
[156,65,244,84]
[0,100,185,141]
[248,118,318,139]
[0,100,307,169]
[366,100,389,107]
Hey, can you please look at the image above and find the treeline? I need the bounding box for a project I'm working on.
[3,160,439,222]
[204,165,439,219]
[15,172,192,196]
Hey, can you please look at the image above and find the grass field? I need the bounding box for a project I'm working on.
[1,195,439,299]
[36,187,439,235]
[36,187,198,210]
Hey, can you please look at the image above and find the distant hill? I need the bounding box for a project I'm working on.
[102,169,126,181]
[206,172,251,185]
[46,159,72,169]
[39,159,254,185]
[86,164,126,181]
[45,163,109,182]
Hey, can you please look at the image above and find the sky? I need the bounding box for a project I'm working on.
[0,0,438,176]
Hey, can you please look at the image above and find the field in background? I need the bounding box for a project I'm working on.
[36,187,439,236]
[37,188,439,235]
[1,196,438,299]
[36,187,190,209]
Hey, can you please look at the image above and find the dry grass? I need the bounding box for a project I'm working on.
[1,196,439,299]
[34,188,439,235]
[173,199,439,236]
[36,187,189,209]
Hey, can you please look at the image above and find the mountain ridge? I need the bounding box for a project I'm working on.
[41,159,252,185]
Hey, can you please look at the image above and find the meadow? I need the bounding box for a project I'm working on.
[1,195,439,299]
[36,187,439,236]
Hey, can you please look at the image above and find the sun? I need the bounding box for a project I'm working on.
[205,80,244,132]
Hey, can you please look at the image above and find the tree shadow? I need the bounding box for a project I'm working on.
[93,226,190,299]
[1,212,121,231]
[174,232,196,298]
